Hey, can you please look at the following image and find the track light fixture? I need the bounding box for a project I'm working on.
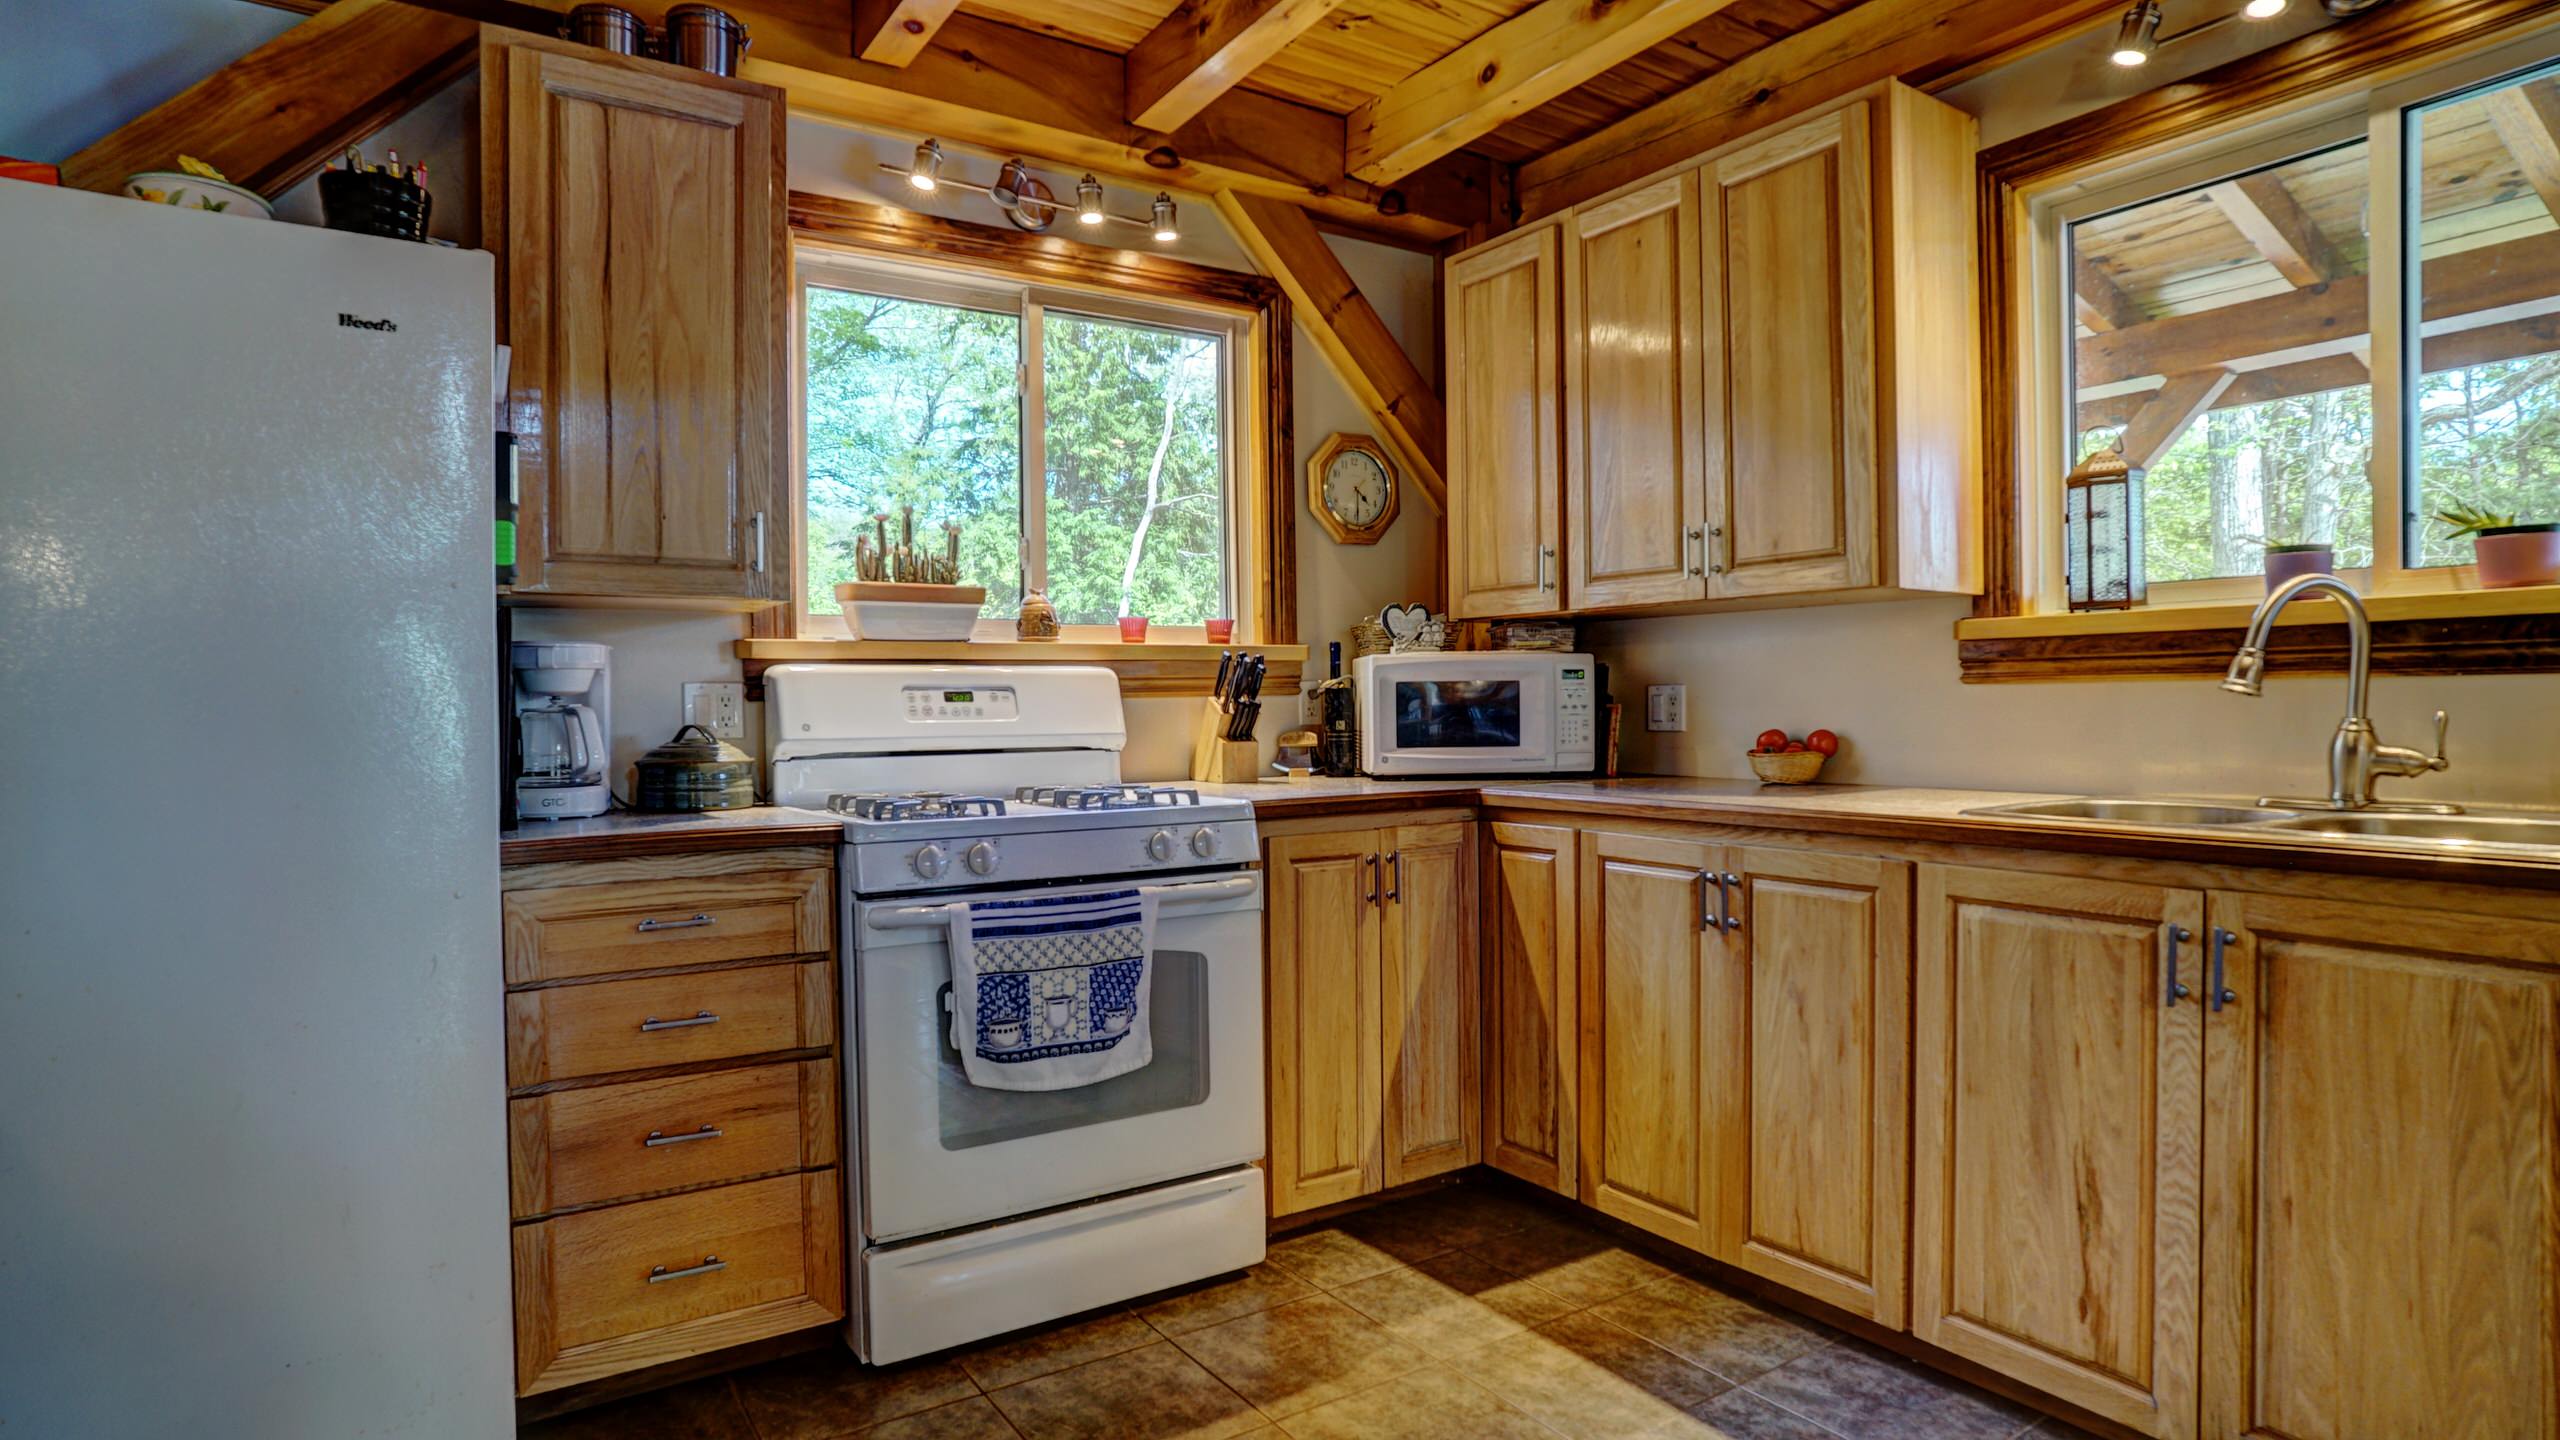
[908,138,944,192]
[878,145,1182,243]
[1076,174,1105,226]
[2108,0,2290,70]
[1151,194,1180,244]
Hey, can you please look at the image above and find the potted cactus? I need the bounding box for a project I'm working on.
[2260,535,2336,594]
[2438,503,2560,589]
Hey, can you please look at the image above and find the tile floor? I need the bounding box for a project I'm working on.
[523,1181,2097,1440]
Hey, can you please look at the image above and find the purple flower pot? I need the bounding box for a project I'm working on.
[2263,546,2336,594]
[2473,526,2560,588]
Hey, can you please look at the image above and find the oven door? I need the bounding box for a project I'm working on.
[1358,655,1559,775]
[849,872,1263,1243]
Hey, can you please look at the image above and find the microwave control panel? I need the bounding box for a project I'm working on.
[1558,665,1596,762]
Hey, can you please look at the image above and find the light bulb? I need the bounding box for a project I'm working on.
[908,138,944,193]
[1151,193,1179,243]
[2109,1,2159,65]
[1077,174,1105,226]
[2242,0,2285,16]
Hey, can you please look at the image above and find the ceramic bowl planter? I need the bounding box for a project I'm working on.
[2472,524,2560,588]
[2263,543,2336,594]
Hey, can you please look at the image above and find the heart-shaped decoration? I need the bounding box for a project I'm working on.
[1379,603,1431,640]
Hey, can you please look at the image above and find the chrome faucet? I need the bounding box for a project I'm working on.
[2221,573,2458,813]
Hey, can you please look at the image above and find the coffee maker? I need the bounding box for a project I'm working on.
[511,641,612,819]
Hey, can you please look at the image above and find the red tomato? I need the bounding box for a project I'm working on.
[1805,729,1840,757]
[1783,741,1808,753]
[1755,728,1789,752]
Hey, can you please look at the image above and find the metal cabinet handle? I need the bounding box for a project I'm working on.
[645,1124,723,1148]
[1366,853,1381,904]
[750,511,768,573]
[647,1255,727,1284]
[1385,850,1402,902]
[1536,545,1557,592]
[1719,872,1743,933]
[1686,526,1706,577]
[1709,525,1727,576]
[1696,871,1719,933]
[636,913,715,933]
[639,1010,719,1032]
[2209,927,2239,1012]
[2164,925,2194,1006]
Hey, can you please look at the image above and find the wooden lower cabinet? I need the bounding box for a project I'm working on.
[1577,829,1718,1250]
[1381,823,1481,1186]
[1911,864,2205,1440]
[1482,822,1578,1193]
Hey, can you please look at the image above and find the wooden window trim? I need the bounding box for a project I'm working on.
[1966,0,2560,682]
[745,190,1302,697]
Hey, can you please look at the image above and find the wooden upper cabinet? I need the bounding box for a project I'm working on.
[1481,821,1578,1195]
[1447,225,1564,618]
[2201,894,2560,1440]
[1264,829,1384,1216]
[485,34,788,605]
[1380,822,1480,1186]
[1566,173,1706,609]
[1577,829,1717,1252]
[1912,864,2204,1440]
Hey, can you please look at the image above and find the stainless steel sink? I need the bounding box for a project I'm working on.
[2257,812,2560,847]
[1968,798,2302,826]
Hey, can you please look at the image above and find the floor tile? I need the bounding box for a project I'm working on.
[1273,1363,1556,1440]
[1467,1218,1677,1308]
[1685,1387,1838,1440]
[1263,1227,1412,1290]
[1333,1198,1466,1266]
[1745,1343,2036,1440]
[1406,1185,1561,1248]
[2023,1419,2104,1438]
[1466,1312,1733,1440]
[734,1349,980,1440]
[1138,1264,1319,1336]
[983,1341,1263,1440]
[852,1396,1025,1439]
[1170,1293,1432,1418]
[520,1376,754,1440]
[1331,1253,1568,1357]
[1590,1275,1830,1383]
[957,1306,1157,1391]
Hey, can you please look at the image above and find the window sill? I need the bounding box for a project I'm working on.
[736,638,1309,700]
[1956,585,2560,682]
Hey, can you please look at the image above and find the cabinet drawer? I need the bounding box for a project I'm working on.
[507,961,833,1087]
[510,1059,838,1218]
[503,868,830,984]
[512,1169,844,1395]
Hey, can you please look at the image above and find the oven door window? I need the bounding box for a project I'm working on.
[1394,679,1522,749]
[934,948,1210,1149]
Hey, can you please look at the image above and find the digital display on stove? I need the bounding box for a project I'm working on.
[944,691,975,702]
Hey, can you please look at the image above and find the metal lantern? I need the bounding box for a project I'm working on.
[2064,445,2147,610]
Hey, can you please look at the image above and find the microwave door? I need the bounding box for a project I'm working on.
[1376,665,1556,773]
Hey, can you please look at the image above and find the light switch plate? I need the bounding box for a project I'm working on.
[683,681,747,740]
[1645,685,1687,732]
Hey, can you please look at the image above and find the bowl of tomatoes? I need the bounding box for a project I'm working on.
[1746,727,1839,784]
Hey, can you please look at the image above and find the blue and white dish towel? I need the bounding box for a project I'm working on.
[946,887,1159,1091]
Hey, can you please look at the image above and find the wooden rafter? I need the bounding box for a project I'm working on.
[2205,173,2339,287]
[852,0,963,66]
[2077,313,2560,432]
[2116,368,2234,468]
[1344,0,1744,185]
[64,0,476,197]
[1213,191,1448,510]
[1126,0,1350,133]
[1516,0,2120,220]
[2484,80,2560,222]
[2074,254,2143,332]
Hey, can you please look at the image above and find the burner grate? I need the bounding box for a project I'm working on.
[1014,784,1202,812]
[827,790,1008,821]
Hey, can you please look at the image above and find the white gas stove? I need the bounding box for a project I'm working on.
[763,663,1268,1366]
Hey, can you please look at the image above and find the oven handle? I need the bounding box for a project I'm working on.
[866,874,1260,930]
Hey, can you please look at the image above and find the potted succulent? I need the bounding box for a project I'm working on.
[2261,534,2337,594]
[2439,503,2560,589]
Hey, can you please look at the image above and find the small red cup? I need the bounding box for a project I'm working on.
[1204,618,1234,643]
[1118,616,1150,643]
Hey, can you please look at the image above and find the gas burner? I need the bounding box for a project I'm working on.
[827,791,1009,822]
[1015,783,1202,812]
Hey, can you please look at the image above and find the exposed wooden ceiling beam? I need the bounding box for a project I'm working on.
[2074,254,2143,332]
[67,0,476,197]
[1126,0,1349,133]
[852,0,964,67]
[1516,0,2120,220]
[2484,80,2560,222]
[2116,368,2234,468]
[1345,0,1744,186]
[2079,312,2560,431]
[1214,191,1448,509]
[2206,172,2339,287]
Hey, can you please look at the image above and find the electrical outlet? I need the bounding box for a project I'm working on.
[1645,685,1687,732]
[683,681,747,740]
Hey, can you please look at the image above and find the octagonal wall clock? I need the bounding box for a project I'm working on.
[1308,433,1400,546]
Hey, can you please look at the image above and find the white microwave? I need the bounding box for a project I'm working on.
[1352,652,1598,776]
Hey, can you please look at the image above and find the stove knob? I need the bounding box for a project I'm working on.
[912,843,949,880]
[1146,829,1177,863]
[966,840,1000,876]
[1190,827,1219,859]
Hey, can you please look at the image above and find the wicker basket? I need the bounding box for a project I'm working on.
[1747,750,1828,784]
[1350,617,1392,658]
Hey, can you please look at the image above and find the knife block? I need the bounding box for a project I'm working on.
[1190,701,1262,783]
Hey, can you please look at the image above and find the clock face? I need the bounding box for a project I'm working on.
[1323,449,1390,529]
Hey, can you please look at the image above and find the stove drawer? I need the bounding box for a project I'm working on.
[507,961,834,1087]
[504,868,831,984]
[510,1059,838,1218]
[512,1169,844,1395]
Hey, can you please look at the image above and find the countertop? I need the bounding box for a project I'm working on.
[501,806,843,866]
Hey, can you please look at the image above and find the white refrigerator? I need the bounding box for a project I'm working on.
[0,184,513,1436]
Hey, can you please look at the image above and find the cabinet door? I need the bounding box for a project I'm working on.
[1578,830,1718,1252]
[1447,226,1564,618]
[1481,822,1578,1194]
[1380,822,1480,1185]
[2202,895,2560,1440]
[1712,847,1909,1325]
[1566,173,1707,609]
[1699,101,1876,600]
[1265,830,1383,1215]
[489,37,787,603]
[1912,864,2203,1440]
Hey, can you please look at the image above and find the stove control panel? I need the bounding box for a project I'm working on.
[901,686,1020,723]
[848,817,1261,894]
